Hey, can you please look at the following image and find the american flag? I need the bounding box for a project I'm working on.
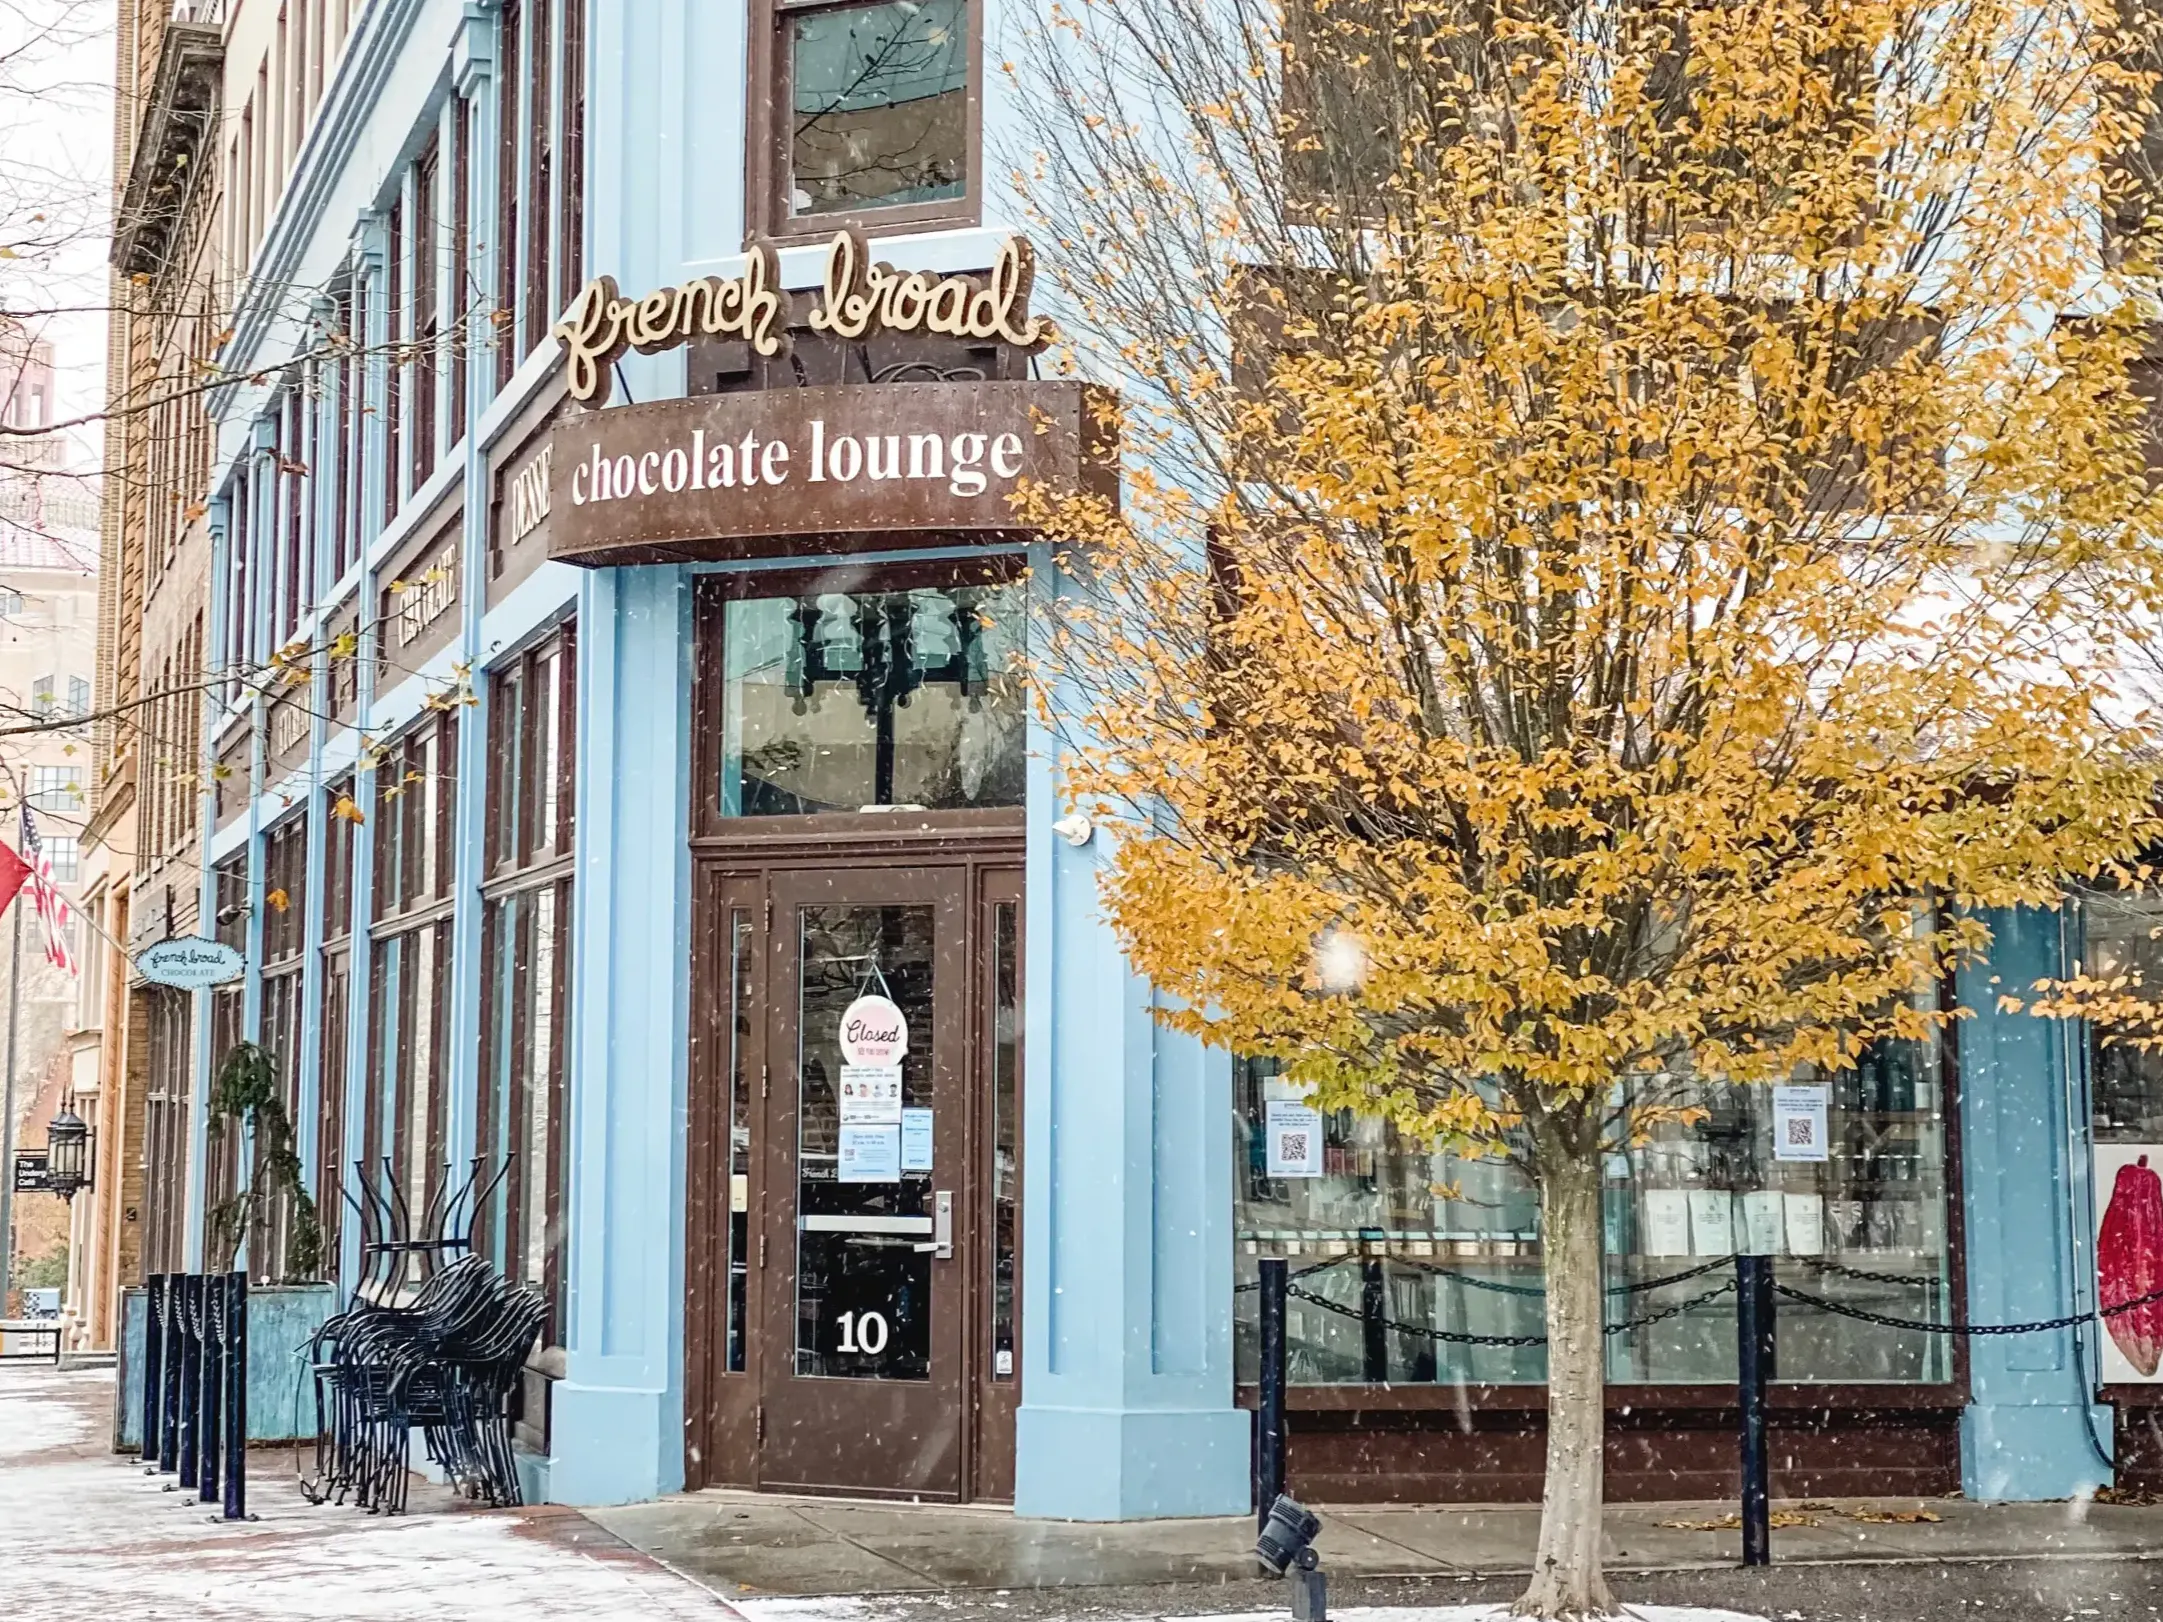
[20,806,76,975]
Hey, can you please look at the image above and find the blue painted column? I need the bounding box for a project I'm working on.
[1013,551,1250,1520]
[1955,906,2111,1499]
[548,564,695,1504]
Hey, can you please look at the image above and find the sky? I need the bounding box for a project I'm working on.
[0,0,116,455]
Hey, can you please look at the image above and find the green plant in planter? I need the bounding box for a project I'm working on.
[205,1040,323,1282]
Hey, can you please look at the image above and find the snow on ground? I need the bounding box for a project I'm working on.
[732,1605,1768,1622]
[1,1368,1768,1622]
[0,1365,731,1622]
[0,1366,98,1458]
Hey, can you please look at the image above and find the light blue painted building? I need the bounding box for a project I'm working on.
[116,0,2158,1515]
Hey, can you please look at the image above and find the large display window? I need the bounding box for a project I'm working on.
[1234,1020,1954,1388]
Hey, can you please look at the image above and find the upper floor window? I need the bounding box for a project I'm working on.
[29,766,82,813]
[330,275,365,584]
[263,810,309,965]
[67,677,89,718]
[757,0,975,236]
[496,0,587,384]
[44,836,78,884]
[374,711,458,921]
[0,588,25,616]
[31,675,54,718]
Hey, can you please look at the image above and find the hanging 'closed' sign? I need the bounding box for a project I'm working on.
[840,995,909,1066]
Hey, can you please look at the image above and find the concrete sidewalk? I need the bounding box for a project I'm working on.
[12,1358,2161,1622]
[590,1487,2163,1597]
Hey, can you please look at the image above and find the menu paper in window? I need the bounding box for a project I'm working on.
[1688,1190,1736,1256]
[839,1066,904,1125]
[1642,1189,1692,1256]
[1784,1192,1825,1255]
[1772,1084,1831,1162]
[900,1107,934,1172]
[1740,1190,1787,1255]
[838,1124,902,1183]
[1265,1101,1324,1178]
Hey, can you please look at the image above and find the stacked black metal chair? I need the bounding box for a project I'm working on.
[303,1158,543,1513]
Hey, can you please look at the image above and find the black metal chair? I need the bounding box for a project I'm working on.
[302,1159,542,1513]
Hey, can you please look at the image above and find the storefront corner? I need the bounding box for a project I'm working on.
[543,1379,681,1506]
[1959,1402,2113,1502]
[1012,1403,1252,1520]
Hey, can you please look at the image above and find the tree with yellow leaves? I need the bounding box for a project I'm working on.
[1010,1,2163,1614]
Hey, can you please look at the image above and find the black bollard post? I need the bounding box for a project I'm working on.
[198,1274,223,1504]
[223,1271,248,1521]
[1257,1258,1288,1531]
[1360,1257,1388,1382]
[1736,1253,1775,1568]
[140,1274,165,1470]
[158,1275,181,1474]
[174,1275,201,1492]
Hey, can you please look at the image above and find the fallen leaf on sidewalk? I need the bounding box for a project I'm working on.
[1840,1507,1942,1523]
[2096,1485,2163,1506]
[1656,1510,1822,1531]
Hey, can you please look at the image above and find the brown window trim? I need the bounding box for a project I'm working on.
[1237,1379,1970,1415]
[372,892,458,938]
[496,0,522,388]
[483,621,578,883]
[747,0,984,243]
[480,850,574,902]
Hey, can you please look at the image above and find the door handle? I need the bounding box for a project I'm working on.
[934,1190,954,1259]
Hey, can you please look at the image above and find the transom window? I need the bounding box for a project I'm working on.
[716,576,1025,817]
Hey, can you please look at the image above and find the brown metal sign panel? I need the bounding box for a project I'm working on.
[547,380,1116,567]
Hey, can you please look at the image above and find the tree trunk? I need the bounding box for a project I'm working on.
[1514,1129,1616,1620]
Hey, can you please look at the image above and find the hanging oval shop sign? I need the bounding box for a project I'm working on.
[134,935,245,990]
[840,994,909,1067]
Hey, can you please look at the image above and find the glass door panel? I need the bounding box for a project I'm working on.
[794,902,938,1380]
[758,867,965,1499]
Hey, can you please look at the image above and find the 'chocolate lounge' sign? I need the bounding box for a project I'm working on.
[545,231,1114,566]
[547,381,1116,566]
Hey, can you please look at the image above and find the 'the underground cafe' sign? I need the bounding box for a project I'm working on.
[547,381,1117,566]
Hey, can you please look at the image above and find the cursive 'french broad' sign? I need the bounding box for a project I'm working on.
[550,230,1054,407]
[135,935,246,990]
[546,380,1117,567]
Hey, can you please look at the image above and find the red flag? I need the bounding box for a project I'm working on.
[0,841,29,921]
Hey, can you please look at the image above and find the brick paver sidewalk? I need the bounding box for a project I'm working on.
[0,1364,734,1622]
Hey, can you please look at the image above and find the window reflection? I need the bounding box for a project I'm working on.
[788,0,969,217]
[721,582,1025,816]
[2086,895,2163,1141]
[1234,1031,1953,1387]
[794,904,937,1380]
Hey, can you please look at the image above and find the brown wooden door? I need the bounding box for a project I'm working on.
[756,865,970,1498]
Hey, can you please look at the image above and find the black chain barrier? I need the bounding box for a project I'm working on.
[1285,1276,1738,1346]
[1234,1251,1731,1299]
[1231,1256,1358,1294]
[1796,1255,1941,1290]
[1250,1251,2160,1585]
[1398,1252,1734,1297]
[1773,1279,2163,1337]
